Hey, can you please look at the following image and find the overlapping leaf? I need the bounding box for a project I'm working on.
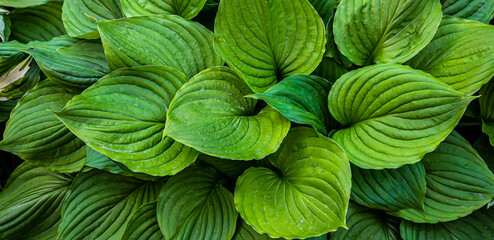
[214,0,326,92]
[312,58,348,84]
[164,67,290,160]
[232,220,278,240]
[0,0,61,8]
[308,0,335,25]
[480,79,494,146]
[54,66,198,176]
[333,0,442,66]
[121,0,207,19]
[0,56,40,100]
[328,64,474,169]
[234,127,351,239]
[441,0,494,23]
[122,202,164,240]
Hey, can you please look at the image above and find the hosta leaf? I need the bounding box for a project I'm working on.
[9,2,66,43]
[248,74,332,135]
[330,202,401,240]
[157,165,237,240]
[0,13,11,42]
[0,99,17,122]
[234,127,351,239]
[232,220,279,240]
[0,163,73,240]
[400,207,494,240]
[308,0,335,25]
[333,0,442,66]
[0,56,40,100]
[54,66,198,176]
[0,0,61,8]
[98,15,222,78]
[351,162,426,212]
[474,135,494,172]
[198,155,254,179]
[328,64,474,169]
[480,79,494,146]
[58,170,162,240]
[312,58,348,84]
[407,17,494,95]
[0,80,86,172]
[121,0,207,19]
[62,0,123,39]
[389,131,494,223]
[164,66,290,160]
[441,0,494,23]
[122,202,164,240]
[214,0,326,93]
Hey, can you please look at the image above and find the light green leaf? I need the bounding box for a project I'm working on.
[248,74,332,135]
[157,165,237,240]
[58,170,162,240]
[0,162,74,240]
[54,66,198,176]
[441,0,494,23]
[121,0,207,19]
[351,162,426,212]
[9,2,66,43]
[389,131,494,223]
[164,66,290,160]
[330,202,401,240]
[198,154,254,179]
[235,127,351,239]
[400,207,494,240]
[98,14,223,78]
[0,56,40,100]
[407,16,494,95]
[308,0,335,25]
[122,202,164,240]
[0,0,61,8]
[0,80,86,172]
[312,57,348,84]
[62,0,123,39]
[232,220,279,240]
[328,64,474,169]
[480,79,494,146]
[214,0,326,93]
[333,0,442,66]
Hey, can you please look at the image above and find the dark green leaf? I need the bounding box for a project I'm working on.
[480,78,494,146]
[441,0,494,23]
[122,202,164,240]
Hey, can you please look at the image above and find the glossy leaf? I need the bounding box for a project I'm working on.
[0,81,86,172]
[333,0,442,66]
[121,0,207,19]
[389,131,494,223]
[308,0,335,25]
[0,163,73,240]
[248,74,332,135]
[58,170,162,240]
[351,162,426,212]
[164,67,290,160]
[0,0,61,8]
[328,64,474,169]
[157,165,237,240]
[214,0,326,92]
[480,78,494,146]
[98,15,222,78]
[62,0,123,39]
[441,0,494,23]
[234,127,351,239]
[122,202,164,240]
[407,16,494,95]
[54,66,198,176]
[330,202,401,240]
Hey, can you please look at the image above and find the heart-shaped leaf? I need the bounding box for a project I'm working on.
[333,0,442,66]
[164,66,290,160]
[157,165,237,240]
[54,66,198,176]
[480,79,494,146]
[441,0,494,23]
[121,0,207,19]
[328,64,474,169]
[122,202,164,240]
[214,0,326,92]
[234,127,351,239]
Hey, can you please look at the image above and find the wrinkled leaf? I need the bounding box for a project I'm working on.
[441,0,494,23]
[0,56,40,100]
[122,202,164,240]
[0,0,61,8]
[121,0,207,19]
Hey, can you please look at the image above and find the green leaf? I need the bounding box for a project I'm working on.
[480,79,494,146]
[441,0,494,23]
[214,0,326,93]
[0,80,86,172]
[248,74,332,135]
[164,66,290,160]
[0,162,74,240]
[234,127,351,239]
[328,64,474,169]
[121,0,207,19]
[312,57,348,84]
[54,66,198,176]
[157,165,237,240]
[389,131,494,223]
[122,202,164,240]
[307,0,335,25]
[474,135,494,172]
[9,2,66,43]
[232,220,279,240]
[330,202,401,240]
[62,0,123,39]
[58,170,162,240]
[407,16,494,95]
[333,0,442,66]
[400,207,494,240]
[98,14,222,78]
[0,99,17,122]
[351,162,426,212]
[0,14,11,42]
[0,56,40,100]
[198,154,254,179]
[0,0,61,8]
